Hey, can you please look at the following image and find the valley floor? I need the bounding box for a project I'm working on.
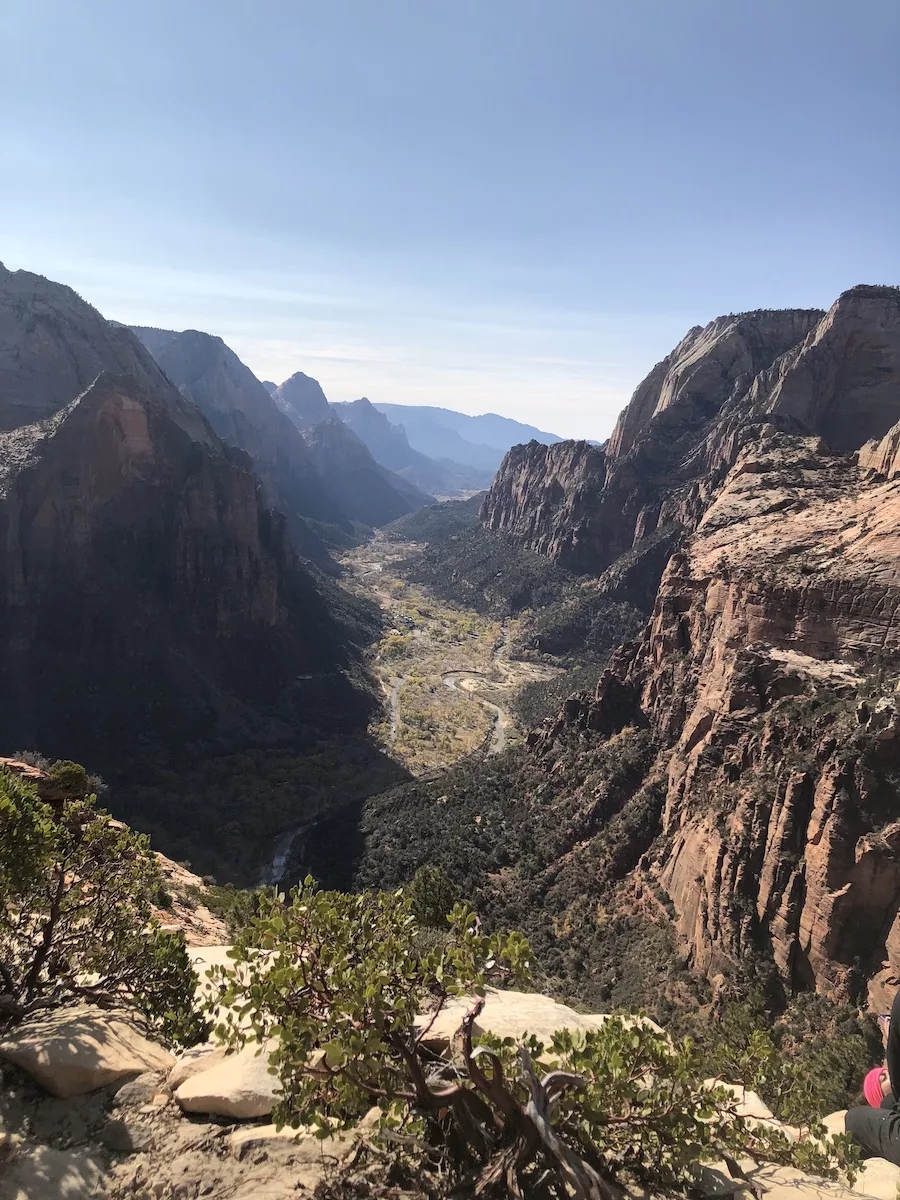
[341,533,561,774]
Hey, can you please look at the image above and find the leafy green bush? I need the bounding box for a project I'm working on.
[407,864,461,928]
[202,882,275,938]
[691,990,880,1124]
[208,879,858,1197]
[47,759,90,798]
[0,764,206,1045]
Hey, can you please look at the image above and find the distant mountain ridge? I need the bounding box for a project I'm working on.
[370,402,563,471]
[128,326,350,559]
[271,372,331,430]
[332,398,493,495]
[130,330,430,542]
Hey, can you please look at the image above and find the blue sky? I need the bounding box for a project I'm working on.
[2,1,898,439]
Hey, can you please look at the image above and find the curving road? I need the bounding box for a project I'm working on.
[442,671,508,754]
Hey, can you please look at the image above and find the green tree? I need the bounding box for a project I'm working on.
[408,863,461,928]
[0,764,206,1045]
[694,989,880,1124]
[47,759,90,798]
[209,880,858,1197]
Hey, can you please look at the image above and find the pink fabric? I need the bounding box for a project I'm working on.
[865,1067,886,1107]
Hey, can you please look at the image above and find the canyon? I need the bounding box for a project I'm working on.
[339,284,900,1016]
[4,261,900,1022]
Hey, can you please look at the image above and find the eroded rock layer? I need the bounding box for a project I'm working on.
[0,266,377,786]
[532,433,900,1003]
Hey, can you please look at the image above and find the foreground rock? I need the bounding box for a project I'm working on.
[166,1042,228,1089]
[174,1039,279,1118]
[0,1144,105,1200]
[417,987,664,1047]
[0,1007,173,1098]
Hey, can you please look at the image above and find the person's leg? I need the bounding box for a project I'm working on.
[846,1106,900,1165]
[885,991,900,1100]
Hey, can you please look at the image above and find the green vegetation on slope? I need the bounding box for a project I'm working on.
[384,493,483,543]
[0,762,205,1045]
[299,725,682,1013]
[400,525,569,615]
[400,524,646,663]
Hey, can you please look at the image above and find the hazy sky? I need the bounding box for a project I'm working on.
[2,1,898,439]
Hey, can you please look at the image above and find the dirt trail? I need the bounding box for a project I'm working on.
[387,675,406,742]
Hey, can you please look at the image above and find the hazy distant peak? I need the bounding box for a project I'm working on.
[271,372,331,431]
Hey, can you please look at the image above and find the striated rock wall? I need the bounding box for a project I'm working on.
[482,290,900,600]
[859,418,900,480]
[0,264,211,442]
[606,308,825,460]
[0,267,378,776]
[533,434,900,1003]
[130,326,351,554]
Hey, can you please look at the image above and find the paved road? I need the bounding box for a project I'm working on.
[442,671,508,754]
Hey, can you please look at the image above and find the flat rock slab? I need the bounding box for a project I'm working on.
[175,1039,279,1118]
[417,988,664,1047]
[853,1157,900,1200]
[0,1006,173,1098]
[0,1144,106,1200]
[740,1160,900,1200]
[167,1042,228,1090]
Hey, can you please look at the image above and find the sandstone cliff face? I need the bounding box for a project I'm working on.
[859,418,900,479]
[0,265,209,440]
[130,326,351,553]
[533,434,900,1004]
[482,309,825,580]
[480,440,609,572]
[743,286,900,454]
[0,268,377,778]
[606,309,824,459]
[483,291,900,595]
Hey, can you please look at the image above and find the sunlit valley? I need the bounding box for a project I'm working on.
[2,4,899,1197]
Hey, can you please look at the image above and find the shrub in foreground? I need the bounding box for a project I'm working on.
[0,764,206,1045]
[209,880,859,1197]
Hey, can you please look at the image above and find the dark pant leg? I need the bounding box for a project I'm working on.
[885,990,900,1099]
[846,1106,900,1165]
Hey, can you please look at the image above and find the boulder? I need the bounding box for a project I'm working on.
[167,1041,228,1089]
[0,1007,173,1098]
[228,1123,354,1160]
[175,1039,279,1118]
[823,1110,848,1137]
[853,1157,900,1200]
[416,988,664,1048]
[111,1072,164,1109]
[0,1144,106,1199]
